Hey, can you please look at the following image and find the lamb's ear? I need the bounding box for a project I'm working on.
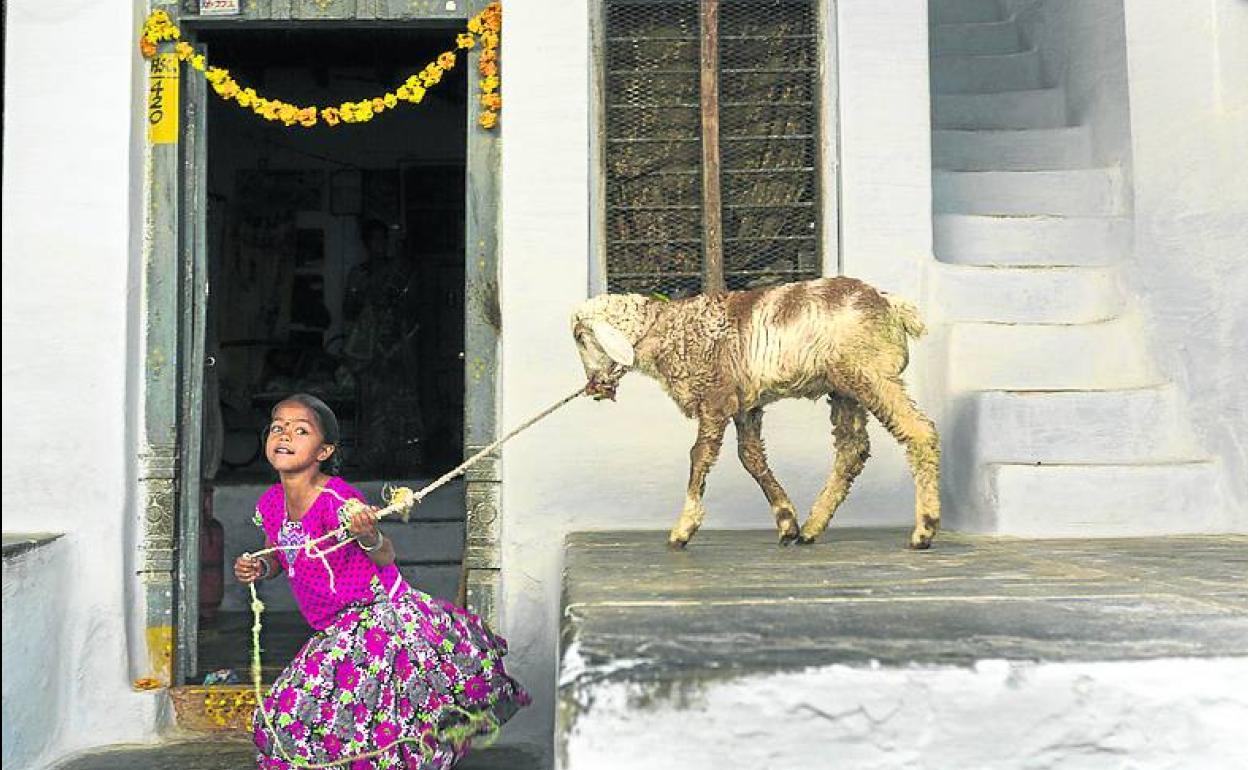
[589,320,635,367]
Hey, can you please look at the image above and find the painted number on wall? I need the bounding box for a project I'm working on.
[148,53,180,144]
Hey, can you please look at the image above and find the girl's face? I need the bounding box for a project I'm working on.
[266,402,334,474]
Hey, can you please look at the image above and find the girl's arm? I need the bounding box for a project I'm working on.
[233,538,284,583]
[347,506,397,567]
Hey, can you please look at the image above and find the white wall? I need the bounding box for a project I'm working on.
[2,2,167,767]
[1121,0,1248,527]
[562,657,1248,769]
[2,542,71,770]
[497,0,933,758]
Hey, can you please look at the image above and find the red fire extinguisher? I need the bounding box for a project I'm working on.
[200,485,225,621]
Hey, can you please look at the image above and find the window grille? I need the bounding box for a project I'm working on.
[602,0,821,298]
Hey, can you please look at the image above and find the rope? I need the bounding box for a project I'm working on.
[245,385,586,768]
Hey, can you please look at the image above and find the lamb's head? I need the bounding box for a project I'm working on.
[570,293,651,401]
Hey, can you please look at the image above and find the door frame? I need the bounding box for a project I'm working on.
[135,0,504,686]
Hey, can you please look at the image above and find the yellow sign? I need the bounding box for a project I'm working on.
[148,53,179,144]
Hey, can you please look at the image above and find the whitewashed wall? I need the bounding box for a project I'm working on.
[2,541,71,770]
[1,2,167,768]
[497,0,933,757]
[1121,0,1248,527]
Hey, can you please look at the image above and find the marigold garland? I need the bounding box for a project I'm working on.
[139,4,501,130]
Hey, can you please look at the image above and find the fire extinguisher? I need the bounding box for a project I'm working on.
[199,485,225,621]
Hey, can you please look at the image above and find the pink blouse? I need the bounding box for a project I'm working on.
[254,477,407,630]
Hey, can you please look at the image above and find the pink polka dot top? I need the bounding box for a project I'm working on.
[254,477,407,630]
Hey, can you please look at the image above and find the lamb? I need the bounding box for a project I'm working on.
[571,276,940,550]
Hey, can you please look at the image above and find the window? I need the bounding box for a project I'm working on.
[599,0,823,298]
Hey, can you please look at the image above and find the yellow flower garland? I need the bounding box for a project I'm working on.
[139,4,502,130]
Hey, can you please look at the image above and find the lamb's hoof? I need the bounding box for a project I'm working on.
[668,538,689,551]
[778,530,800,547]
[795,534,818,546]
[908,533,934,550]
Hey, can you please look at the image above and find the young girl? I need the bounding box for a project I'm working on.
[235,393,529,769]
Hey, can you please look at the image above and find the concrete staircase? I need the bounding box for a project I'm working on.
[927,0,1224,535]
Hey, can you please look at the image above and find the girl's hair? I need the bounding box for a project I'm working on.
[271,393,344,474]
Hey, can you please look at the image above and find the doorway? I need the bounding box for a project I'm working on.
[189,26,469,684]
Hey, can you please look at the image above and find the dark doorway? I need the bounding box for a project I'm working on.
[192,26,468,683]
[201,26,467,483]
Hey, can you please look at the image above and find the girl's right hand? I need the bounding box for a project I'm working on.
[234,554,265,584]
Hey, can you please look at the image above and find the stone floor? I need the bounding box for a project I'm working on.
[561,528,1248,683]
[557,529,1248,769]
[50,737,541,770]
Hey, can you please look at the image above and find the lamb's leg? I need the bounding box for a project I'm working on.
[798,395,871,544]
[853,376,941,549]
[734,409,800,545]
[670,414,729,548]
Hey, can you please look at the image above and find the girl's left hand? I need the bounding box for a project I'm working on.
[348,505,381,542]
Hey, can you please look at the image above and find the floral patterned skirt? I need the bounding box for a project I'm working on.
[252,587,530,769]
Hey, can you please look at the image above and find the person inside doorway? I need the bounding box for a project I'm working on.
[343,218,425,477]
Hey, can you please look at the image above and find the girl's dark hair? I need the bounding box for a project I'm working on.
[271,393,344,474]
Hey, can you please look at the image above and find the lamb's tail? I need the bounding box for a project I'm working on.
[884,294,926,339]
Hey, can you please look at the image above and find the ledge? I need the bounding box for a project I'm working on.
[2,531,65,560]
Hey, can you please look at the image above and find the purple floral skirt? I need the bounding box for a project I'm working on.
[253,586,530,769]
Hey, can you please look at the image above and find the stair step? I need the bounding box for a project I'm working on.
[934,168,1125,216]
[984,461,1226,536]
[934,214,1130,265]
[934,88,1068,130]
[932,49,1043,94]
[930,0,1003,25]
[931,20,1022,56]
[932,263,1122,323]
[933,126,1092,170]
[949,316,1158,390]
[967,386,1197,463]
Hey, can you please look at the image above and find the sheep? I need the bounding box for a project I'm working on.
[571,276,940,550]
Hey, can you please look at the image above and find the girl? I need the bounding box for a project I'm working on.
[235,393,529,770]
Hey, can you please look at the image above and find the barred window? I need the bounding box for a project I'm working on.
[599,0,823,298]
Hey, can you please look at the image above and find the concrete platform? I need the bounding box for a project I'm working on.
[50,736,541,770]
[558,529,1248,769]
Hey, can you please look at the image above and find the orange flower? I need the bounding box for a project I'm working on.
[480,32,500,51]
[371,97,386,113]
[419,67,443,87]
[278,104,299,125]
[298,108,318,128]
[481,49,498,64]
[481,4,502,32]
[438,52,456,70]
[481,93,502,110]
[321,107,341,126]
[479,110,498,129]
[478,61,498,78]
[139,37,157,59]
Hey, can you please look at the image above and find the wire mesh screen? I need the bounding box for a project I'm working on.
[604,0,704,299]
[719,0,821,290]
[602,0,821,298]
